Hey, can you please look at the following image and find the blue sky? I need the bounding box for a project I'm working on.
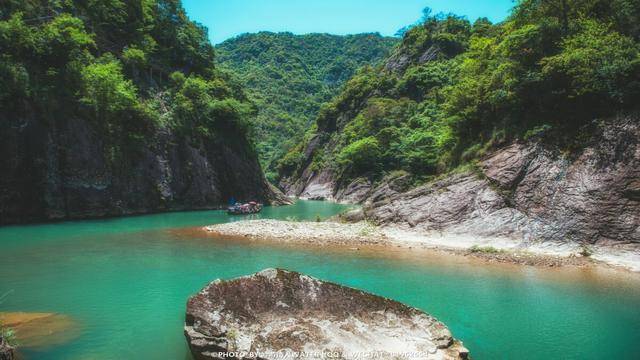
[182,0,515,44]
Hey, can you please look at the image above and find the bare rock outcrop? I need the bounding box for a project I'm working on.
[364,116,640,246]
[366,173,515,235]
[0,114,287,225]
[385,43,440,73]
[282,107,639,248]
[185,268,469,360]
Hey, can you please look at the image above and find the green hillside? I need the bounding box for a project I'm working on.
[216,32,398,181]
[280,0,640,186]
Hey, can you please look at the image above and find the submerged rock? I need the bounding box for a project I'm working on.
[185,268,468,360]
[0,312,80,349]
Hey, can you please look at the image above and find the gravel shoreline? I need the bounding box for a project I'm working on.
[204,220,640,272]
[205,220,387,246]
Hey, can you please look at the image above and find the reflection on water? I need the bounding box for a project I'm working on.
[0,201,639,359]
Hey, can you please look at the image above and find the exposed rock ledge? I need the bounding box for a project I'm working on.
[184,268,469,360]
[283,116,640,252]
[205,220,640,271]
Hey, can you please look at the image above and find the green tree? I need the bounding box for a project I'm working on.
[42,14,95,63]
[284,0,640,190]
[172,75,252,138]
[541,19,639,105]
[337,137,382,174]
[80,56,138,122]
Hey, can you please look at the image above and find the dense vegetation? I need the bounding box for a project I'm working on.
[216,32,397,181]
[0,0,252,167]
[279,0,640,186]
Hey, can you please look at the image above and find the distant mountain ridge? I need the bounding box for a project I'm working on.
[215,32,398,181]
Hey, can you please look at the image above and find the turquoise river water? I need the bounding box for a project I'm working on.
[1,200,639,359]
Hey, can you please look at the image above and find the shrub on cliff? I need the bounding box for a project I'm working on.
[172,75,253,139]
[337,137,382,175]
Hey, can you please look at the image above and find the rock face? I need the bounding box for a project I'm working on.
[185,268,469,360]
[364,117,640,246]
[284,116,640,247]
[0,116,287,225]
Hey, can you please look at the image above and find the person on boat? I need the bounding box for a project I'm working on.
[227,200,262,214]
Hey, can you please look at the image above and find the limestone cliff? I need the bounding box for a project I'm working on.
[278,5,639,250]
[0,115,286,224]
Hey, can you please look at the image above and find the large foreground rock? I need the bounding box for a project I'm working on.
[185,269,468,360]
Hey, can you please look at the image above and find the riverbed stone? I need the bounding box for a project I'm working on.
[0,336,13,360]
[185,268,469,360]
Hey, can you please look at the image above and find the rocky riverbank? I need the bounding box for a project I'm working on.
[204,219,640,271]
[282,116,640,259]
[273,116,640,272]
[185,268,469,360]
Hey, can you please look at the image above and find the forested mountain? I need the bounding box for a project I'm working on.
[281,0,640,196]
[216,32,398,181]
[0,0,283,224]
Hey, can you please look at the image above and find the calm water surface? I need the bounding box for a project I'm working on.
[1,200,639,359]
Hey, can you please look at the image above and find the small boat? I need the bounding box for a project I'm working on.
[227,201,262,215]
